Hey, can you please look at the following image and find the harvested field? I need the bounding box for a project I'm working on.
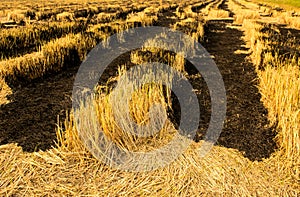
[0,0,299,196]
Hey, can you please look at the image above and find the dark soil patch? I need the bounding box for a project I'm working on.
[0,66,78,151]
[198,8,278,160]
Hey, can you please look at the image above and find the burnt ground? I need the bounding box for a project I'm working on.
[0,0,286,161]
[0,66,77,151]
[194,1,278,161]
[200,20,277,160]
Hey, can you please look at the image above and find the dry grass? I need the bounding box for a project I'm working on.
[96,12,119,23]
[240,13,300,183]
[78,66,176,156]
[228,0,260,24]
[1,119,299,196]
[242,20,266,66]
[126,12,158,26]
[237,0,260,10]
[0,33,96,83]
[234,0,300,29]
[235,10,260,24]
[207,9,230,18]
[0,51,298,193]
[0,13,158,84]
[56,12,74,22]
[277,12,300,29]
[0,22,85,60]
[7,10,26,23]
[130,48,186,73]
[0,0,300,196]
[173,20,206,42]
[258,58,300,157]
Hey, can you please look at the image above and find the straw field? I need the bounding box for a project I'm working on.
[0,0,299,196]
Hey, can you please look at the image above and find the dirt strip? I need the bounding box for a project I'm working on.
[0,66,77,151]
[198,1,277,161]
